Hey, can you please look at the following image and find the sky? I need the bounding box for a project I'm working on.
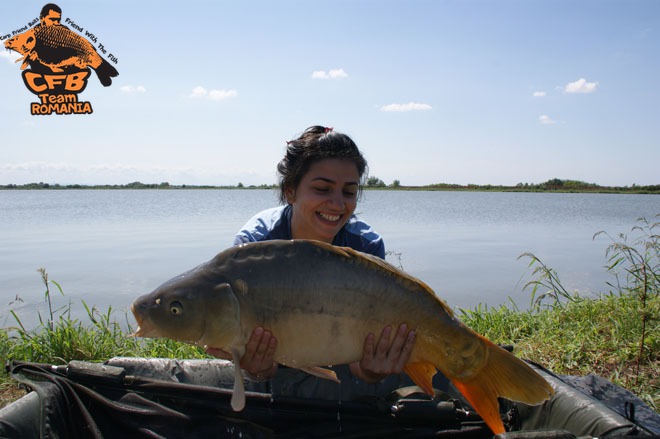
[1,0,658,187]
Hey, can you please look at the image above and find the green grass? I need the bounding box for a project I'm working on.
[462,215,659,410]
[1,216,658,411]
[0,269,208,369]
[460,292,659,410]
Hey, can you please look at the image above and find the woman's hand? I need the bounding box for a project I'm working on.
[349,323,416,383]
[206,327,279,381]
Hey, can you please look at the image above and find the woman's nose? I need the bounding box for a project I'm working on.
[328,190,345,209]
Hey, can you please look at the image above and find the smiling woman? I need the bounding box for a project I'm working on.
[285,158,361,243]
[234,125,380,255]
[211,125,423,398]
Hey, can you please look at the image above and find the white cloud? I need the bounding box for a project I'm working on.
[533,91,546,97]
[0,161,76,173]
[539,114,556,125]
[188,86,237,100]
[189,86,208,98]
[0,161,269,186]
[208,89,238,100]
[564,78,598,94]
[0,50,21,64]
[311,68,348,79]
[380,102,432,112]
[120,85,147,93]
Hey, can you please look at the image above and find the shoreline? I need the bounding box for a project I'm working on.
[2,182,659,194]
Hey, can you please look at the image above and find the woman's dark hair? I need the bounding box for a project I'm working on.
[277,126,368,204]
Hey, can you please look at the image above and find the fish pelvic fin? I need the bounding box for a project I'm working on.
[301,366,340,383]
[450,338,554,435]
[230,347,246,411]
[403,361,437,395]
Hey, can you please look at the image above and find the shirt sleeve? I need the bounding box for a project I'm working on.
[233,206,290,246]
[338,215,386,259]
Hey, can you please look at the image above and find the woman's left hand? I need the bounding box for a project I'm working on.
[206,327,279,381]
[349,323,416,383]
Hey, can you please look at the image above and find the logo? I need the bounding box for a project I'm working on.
[2,3,119,115]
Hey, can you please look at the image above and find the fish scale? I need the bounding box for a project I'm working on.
[32,25,102,68]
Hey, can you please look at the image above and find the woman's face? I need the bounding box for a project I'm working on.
[286,158,360,243]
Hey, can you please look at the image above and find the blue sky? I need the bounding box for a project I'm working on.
[1,0,658,187]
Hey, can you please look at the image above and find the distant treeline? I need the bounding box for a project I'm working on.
[389,178,660,194]
[0,181,277,190]
[2,178,659,194]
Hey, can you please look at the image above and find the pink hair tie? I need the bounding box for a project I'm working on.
[324,127,334,133]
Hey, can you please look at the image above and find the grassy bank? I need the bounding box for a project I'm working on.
[461,292,659,409]
[1,217,658,411]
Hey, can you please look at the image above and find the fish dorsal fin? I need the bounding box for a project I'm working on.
[300,239,455,317]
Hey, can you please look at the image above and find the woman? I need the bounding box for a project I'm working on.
[209,126,416,399]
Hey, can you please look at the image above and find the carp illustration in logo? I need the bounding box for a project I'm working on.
[5,24,118,86]
[4,3,119,115]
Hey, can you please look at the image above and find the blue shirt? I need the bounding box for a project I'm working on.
[233,205,386,259]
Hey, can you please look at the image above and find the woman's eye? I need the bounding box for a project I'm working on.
[314,187,330,193]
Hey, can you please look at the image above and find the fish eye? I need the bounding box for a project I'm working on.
[169,301,183,316]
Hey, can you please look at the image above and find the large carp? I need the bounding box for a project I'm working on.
[131,240,553,434]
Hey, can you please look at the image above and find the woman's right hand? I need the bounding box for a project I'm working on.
[206,327,278,381]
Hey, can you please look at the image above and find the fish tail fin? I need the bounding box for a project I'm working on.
[450,338,554,435]
[94,58,119,87]
[452,378,507,434]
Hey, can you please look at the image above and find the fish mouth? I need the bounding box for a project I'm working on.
[130,302,156,338]
[4,48,27,67]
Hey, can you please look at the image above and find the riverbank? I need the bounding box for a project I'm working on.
[2,217,658,411]
[2,179,659,194]
[2,238,659,412]
[1,284,657,411]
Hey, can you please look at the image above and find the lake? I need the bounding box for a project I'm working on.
[1,189,658,330]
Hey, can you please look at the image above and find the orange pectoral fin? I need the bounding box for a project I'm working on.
[403,361,437,396]
[301,366,340,383]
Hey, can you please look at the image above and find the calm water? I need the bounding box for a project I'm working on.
[1,189,658,329]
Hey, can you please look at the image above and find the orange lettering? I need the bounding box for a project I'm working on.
[22,71,90,94]
[24,72,47,93]
[44,75,67,89]
[65,71,89,92]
